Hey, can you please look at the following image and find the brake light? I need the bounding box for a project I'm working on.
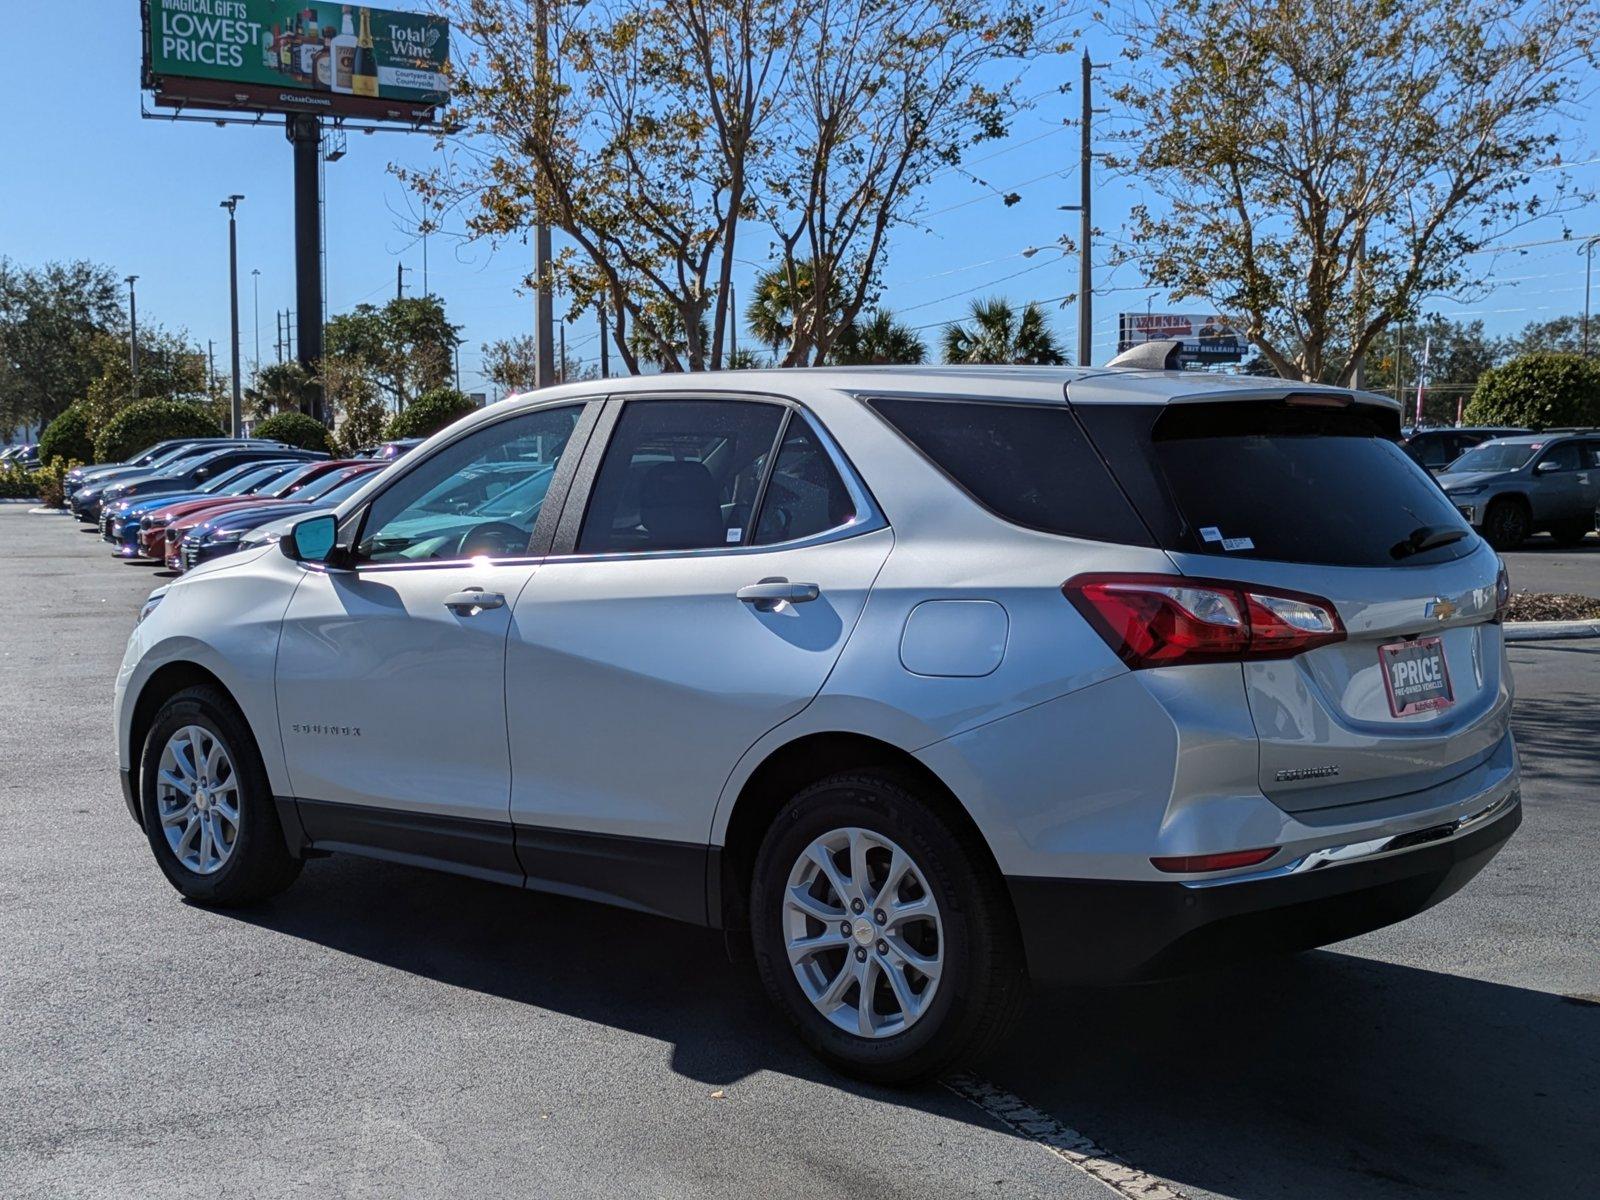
[1492,559,1510,623]
[1151,847,1277,873]
[1063,573,1345,668]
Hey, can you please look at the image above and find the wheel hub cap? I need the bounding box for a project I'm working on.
[782,826,944,1040]
[154,724,240,876]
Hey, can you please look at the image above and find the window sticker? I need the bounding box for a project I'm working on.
[725,528,743,543]
[1222,536,1255,552]
[1199,526,1223,543]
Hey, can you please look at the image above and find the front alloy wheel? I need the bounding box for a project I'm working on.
[155,724,241,875]
[784,827,944,1038]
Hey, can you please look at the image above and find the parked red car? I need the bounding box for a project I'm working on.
[137,460,370,559]
[162,461,384,569]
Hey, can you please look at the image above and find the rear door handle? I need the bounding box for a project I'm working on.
[736,578,820,612]
[443,587,506,615]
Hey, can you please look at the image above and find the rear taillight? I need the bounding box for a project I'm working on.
[1151,847,1278,873]
[1063,573,1345,669]
[1493,559,1510,623]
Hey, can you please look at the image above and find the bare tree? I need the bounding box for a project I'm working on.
[405,0,1066,370]
[1109,0,1598,383]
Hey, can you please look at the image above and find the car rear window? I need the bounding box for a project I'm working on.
[1075,399,1476,567]
[867,397,1152,544]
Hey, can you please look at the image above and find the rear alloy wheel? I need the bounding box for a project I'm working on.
[1481,499,1530,551]
[751,772,1026,1084]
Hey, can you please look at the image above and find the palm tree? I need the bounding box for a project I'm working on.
[829,309,927,365]
[625,299,711,371]
[245,361,320,418]
[941,297,1067,365]
[745,260,844,359]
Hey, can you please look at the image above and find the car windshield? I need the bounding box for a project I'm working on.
[1450,442,1538,472]
[218,464,293,495]
[310,472,380,505]
[298,469,372,502]
[263,463,323,495]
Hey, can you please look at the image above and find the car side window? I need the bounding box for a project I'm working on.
[577,399,785,553]
[356,404,582,563]
[1538,443,1581,472]
[1582,442,1600,469]
[752,416,857,545]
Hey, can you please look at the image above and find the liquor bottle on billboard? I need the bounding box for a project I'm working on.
[352,7,379,97]
[278,20,294,74]
[331,7,358,95]
[315,25,337,90]
[261,26,276,70]
[300,9,323,81]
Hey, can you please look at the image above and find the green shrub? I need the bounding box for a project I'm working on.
[93,399,224,464]
[253,410,332,453]
[0,466,33,499]
[0,457,77,505]
[39,404,95,464]
[1464,352,1600,430]
[383,388,478,441]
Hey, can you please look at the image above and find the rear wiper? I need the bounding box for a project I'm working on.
[1390,525,1469,560]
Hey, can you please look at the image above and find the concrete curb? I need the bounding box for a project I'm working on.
[28,505,68,515]
[1505,619,1600,642]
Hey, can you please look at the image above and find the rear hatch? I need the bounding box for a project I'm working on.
[1074,389,1510,814]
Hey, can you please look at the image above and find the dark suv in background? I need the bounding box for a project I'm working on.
[1437,431,1600,549]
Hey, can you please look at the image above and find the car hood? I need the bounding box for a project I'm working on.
[1436,470,1515,490]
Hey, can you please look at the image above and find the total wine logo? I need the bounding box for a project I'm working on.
[385,22,442,61]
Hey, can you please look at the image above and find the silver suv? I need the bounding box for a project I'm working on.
[116,367,1519,1082]
[1438,431,1600,549]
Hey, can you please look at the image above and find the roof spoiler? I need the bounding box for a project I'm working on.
[1105,339,1184,370]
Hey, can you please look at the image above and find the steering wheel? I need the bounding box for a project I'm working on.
[457,521,528,558]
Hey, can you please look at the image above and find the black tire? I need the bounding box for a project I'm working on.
[750,772,1027,1085]
[1548,518,1592,547]
[139,684,302,906]
[1481,499,1530,552]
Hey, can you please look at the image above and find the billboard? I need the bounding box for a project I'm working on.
[143,1,449,124]
[1117,312,1247,365]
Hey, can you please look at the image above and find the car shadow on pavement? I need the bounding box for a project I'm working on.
[224,854,1599,1198]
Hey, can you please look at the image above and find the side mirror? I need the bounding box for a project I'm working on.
[281,513,341,565]
[1535,460,1560,474]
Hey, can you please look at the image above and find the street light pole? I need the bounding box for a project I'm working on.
[124,276,140,400]
[221,194,245,438]
[251,268,262,378]
[1078,49,1092,368]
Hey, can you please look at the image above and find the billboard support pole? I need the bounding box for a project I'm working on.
[289,115,325,424]
[222,194,244,439]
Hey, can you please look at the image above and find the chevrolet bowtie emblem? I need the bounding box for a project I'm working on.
[1425,597,1457,621]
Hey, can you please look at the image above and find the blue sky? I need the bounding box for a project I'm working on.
[1,7,1596,399]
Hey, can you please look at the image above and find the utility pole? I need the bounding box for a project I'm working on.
[251,268,262,379]
[1350,165,1367,389]
[730,286,738,364]
[1580,236,1593,355]
[533,0,555,387]
[1077,49,1093,368]
[422,227,429,297]
[597,298,610,378]
[208,340,216,393]
[125,276,141,400]
[558,323,567,384]
[396,262,410,301]
[221,194,245,438]
[1394,322,1405,411]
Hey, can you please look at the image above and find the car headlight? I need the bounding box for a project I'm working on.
[201,528,246,546]
[137,589,167,624]
[1445,485,1484,496]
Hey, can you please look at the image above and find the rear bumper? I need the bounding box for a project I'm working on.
[1007,793,1520,984]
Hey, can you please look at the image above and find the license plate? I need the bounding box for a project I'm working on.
[1379,636,1453,717]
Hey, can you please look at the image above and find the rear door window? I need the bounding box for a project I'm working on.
[1075,399,1476,567]
[867,397,1152,544]
[752,417,857,545]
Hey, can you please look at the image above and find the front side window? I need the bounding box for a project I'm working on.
[577,399,786,553]
[1536,442,1581,472]
[357,404,582,563]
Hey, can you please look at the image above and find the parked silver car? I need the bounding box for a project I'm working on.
[116,366,1519,1082]
[1437,430,1600,549]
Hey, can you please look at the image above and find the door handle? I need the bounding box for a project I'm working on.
[736,578,820,612]
[443,587,506,614]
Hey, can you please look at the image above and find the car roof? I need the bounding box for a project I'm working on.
[1480,431,1590,446]
[499,364,1395,412]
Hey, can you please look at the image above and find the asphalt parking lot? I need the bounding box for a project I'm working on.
[1501,532,1600,597]
[2,506,1597,1199]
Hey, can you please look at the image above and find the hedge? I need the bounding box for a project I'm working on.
[253,410,332,453]
[383,388,478,441]
[39,404,95,465]
[93,399,224,464]
[1464,352,1600,430]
